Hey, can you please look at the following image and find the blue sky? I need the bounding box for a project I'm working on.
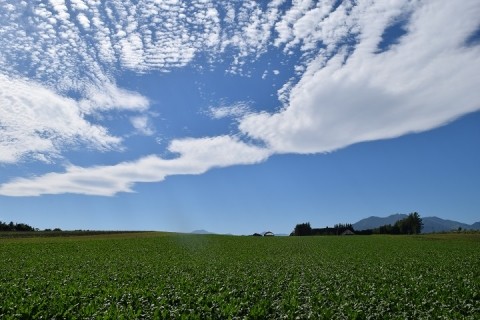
[0,0,479,234]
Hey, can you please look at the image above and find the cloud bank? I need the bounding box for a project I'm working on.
[1,0,479,196]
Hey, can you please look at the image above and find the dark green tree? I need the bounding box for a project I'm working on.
[409,212,423,234]
[371,212,423,235]
[0,220,35,231]
[293,222,312,236]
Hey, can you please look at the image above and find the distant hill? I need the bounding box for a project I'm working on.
[190,229,214,235]
[353,214,480,233]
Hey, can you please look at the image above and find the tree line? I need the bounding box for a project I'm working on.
[371,212,423,235]
[291,222,355,236]
[0,220,36,232]
[291,212,423,236]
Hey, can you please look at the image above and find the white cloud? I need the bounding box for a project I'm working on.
[239,1,480,154]
[225,5,235,24]
[0,74,121,164]
[0,136,271,196]
[130,116,155,136]
[49,0,70,22]
[220,0,284,72]
[274,0,315,48]
[70,0,88,11]
[79,83,150,114]
[0,0,237,91]
[207,102,251,120]
[77,13,90,29]
[0,0,288,90]
[1,0,479,197]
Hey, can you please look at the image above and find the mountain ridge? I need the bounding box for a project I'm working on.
[353,214,480,233]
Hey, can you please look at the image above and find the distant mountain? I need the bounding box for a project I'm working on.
[421,217,479,233]
[190,229,214,234]
[353,214,480,233]
[353,214,407,231]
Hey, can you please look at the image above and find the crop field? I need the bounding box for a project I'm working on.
[0,232,479,319]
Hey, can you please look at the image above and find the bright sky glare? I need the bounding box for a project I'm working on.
[0,0,479,234]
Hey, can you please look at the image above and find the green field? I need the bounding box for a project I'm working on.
[1,233,479,319]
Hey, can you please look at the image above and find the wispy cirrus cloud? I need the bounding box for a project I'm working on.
[79,84,149,115]
[240,0,480,153]
[206,102,252,120]
[0,74,122,164]
[0,136,271,196]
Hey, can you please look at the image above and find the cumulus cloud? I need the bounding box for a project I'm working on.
[0,136,271,196]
